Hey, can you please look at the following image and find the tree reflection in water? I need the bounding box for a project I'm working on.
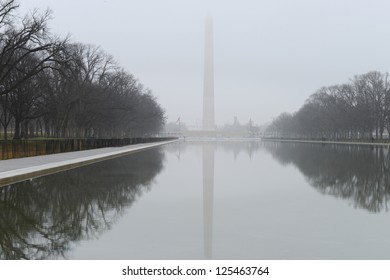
[263,142,390,213]
[0,148,165,259]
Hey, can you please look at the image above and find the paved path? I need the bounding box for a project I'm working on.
[0,139,178,187]
[262,138,390,146]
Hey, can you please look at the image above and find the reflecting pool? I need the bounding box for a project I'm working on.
[1,140,390,259]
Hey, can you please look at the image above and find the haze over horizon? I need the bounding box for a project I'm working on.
[18,0,390,127]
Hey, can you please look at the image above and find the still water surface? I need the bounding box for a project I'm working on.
[1,140,390,259]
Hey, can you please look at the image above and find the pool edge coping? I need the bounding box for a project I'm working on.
[0,139,179,187]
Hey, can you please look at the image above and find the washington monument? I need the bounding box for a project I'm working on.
[203,16,215,130]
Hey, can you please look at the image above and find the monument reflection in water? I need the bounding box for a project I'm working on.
[202,143,214,259]
[201,141,390,259]
[2,141,390,259]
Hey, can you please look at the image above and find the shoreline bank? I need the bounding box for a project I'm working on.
[0,139,178,187]
[261,138,390,146]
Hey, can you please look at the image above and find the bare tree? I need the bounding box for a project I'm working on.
[267,71,390,140]
[0,0,18,29]
[0,1,66,97]
[0,2,166,139]
[5,52,45,139]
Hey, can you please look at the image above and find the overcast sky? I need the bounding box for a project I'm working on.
[18,0,390,127]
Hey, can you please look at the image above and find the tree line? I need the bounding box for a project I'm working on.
[0,0,165,140]
[267,71,390,140]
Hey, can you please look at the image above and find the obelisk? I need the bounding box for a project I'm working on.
[203,16,215,130]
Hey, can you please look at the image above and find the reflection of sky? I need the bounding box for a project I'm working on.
[69,142,390,259]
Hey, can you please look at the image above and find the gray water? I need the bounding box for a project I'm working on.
[1,140,390,259]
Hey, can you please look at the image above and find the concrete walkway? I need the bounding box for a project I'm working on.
[262,138,390,146]
[0,139,178,187]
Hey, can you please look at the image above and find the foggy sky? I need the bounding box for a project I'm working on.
[18,0,390,127]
